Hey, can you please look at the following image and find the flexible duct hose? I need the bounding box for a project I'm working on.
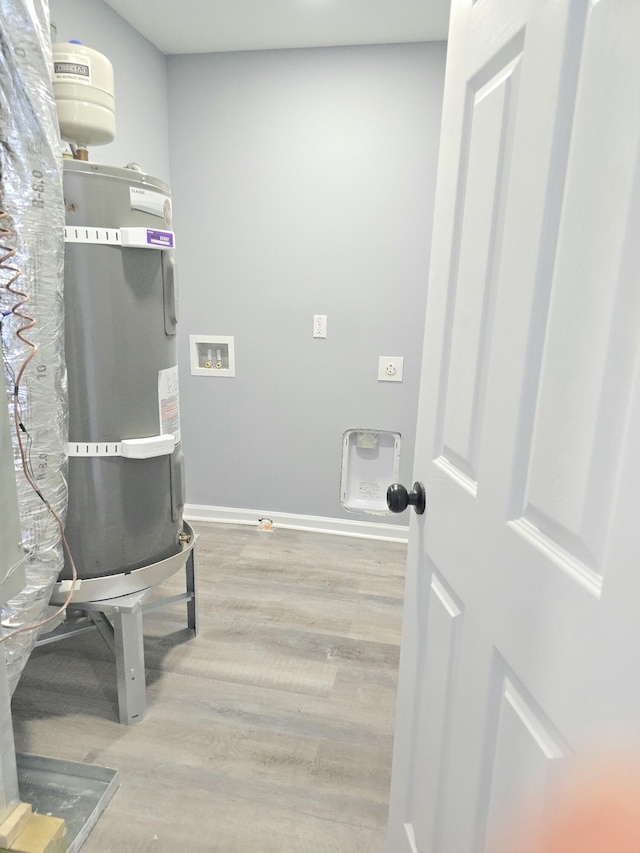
[0,1,67,692]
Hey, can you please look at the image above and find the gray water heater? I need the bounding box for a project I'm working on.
[60,160,185,584]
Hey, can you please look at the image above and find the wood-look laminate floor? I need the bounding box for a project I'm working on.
[11,522,407,853]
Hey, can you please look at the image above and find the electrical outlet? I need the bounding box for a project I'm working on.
[378,356,404,382]
[313,314,327,339]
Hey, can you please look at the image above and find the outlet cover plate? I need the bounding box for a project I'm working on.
[313,314,327,339]
[378,356,404,382]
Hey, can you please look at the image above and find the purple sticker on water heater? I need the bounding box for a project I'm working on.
[146,229,174,248]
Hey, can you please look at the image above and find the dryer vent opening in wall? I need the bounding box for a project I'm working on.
[341,429,401,515]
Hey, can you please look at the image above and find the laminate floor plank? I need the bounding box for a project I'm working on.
[11,523,406,852]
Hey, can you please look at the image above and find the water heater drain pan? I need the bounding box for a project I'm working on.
[50,523,195,604]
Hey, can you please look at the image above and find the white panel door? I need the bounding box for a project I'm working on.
[387,1,640,851]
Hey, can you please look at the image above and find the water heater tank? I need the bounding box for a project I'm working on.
[52,42,115,146]
[60,160,184,585]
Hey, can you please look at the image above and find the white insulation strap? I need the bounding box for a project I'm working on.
[68,434,176,459]
[64,225,175,249]
[67,442,121,457]
[64,225,121,244]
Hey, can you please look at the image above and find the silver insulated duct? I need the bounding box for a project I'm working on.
[0,1,67,691]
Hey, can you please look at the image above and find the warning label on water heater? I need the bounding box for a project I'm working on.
[158,366,181,444]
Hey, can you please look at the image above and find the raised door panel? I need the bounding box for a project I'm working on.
[401,569,463,853]
[473,3,590,520]
[477,664,568,851]
[509,2,640,592]
[438,45,523,491]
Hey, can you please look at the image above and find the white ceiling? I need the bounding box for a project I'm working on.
[103,0,451,56]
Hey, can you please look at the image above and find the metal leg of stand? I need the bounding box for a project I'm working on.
[39,537,197,726]
[88,612,115,654]
[185,549,198,635]
[111,601,146,726]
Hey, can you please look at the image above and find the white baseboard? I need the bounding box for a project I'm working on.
[184,504,409,544]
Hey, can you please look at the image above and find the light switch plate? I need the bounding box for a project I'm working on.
[378,356,404,382]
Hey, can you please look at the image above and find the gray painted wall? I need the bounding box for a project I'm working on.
[49,0,171,183]
[168,43,446,521]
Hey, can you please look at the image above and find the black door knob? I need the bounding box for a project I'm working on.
[387,482,426,515]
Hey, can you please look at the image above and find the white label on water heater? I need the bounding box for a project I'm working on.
[130,187,172,226]
[53,54,92,85]
[120,227,175,249]
[158,365,181,444]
